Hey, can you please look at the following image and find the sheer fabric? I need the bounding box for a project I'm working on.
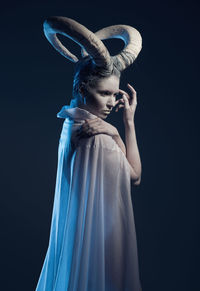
[35,99,142,291]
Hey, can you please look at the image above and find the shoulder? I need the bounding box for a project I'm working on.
[72,133,130,177]
[76,134,119,152]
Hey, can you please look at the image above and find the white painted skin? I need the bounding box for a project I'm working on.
[76,76,142,184]
[78,75,120,119]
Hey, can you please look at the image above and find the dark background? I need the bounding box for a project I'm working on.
[1,0,199,290]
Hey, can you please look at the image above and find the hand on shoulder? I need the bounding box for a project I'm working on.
[76,118,119,139]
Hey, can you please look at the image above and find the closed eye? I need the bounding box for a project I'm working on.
[100,91,111,95]
[99,91,119,97]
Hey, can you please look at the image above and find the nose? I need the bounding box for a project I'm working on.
[107,96,115,109]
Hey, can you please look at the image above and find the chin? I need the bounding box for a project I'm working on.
[97,110,110,119]
[101,113,109,119]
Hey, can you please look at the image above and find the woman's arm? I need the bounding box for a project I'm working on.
[124,120,142,185]
[76,83,142,185]
[112,126,141,184]
[112,133,126,156]
[116,83,142,185]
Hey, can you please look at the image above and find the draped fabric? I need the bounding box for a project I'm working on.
[35,99,142,291]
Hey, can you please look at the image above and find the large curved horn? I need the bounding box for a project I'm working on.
[81,25,142,71]
[43,16,113,71]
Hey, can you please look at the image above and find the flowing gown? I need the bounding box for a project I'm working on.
[35,99,142,291]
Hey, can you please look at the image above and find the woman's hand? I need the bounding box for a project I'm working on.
[115,83,137,124]
[76,118,119,139]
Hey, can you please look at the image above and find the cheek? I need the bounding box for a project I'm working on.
[87,94,106,108]
[95,98,106,108]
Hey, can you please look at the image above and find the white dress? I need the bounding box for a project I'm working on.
[35,99,142,291]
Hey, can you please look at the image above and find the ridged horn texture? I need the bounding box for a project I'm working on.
[43,16,113,73]
[43,17,142,72]
[81,25,142,71]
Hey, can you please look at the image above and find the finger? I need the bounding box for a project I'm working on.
[116,97,124,103]
[123,94,130,109]
[84,118,100,124]
[120,87,134,106]
[83,120,100,128]
[114,99,124,108]
[79,128,94,137]
[83,122,102,134]
[114,99,122,105]
[81,119,100,130]
[118,89,130,100]
[127,83,137,106]
[127,83,136,94]
[115,104,124,112]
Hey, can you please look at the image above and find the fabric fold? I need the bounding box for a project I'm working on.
[35,100,142,291]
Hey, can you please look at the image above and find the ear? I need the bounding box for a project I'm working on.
[79,82,87,98]
[79,82,87,97]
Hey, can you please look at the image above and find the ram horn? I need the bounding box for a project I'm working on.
[43,16,113,73]
[81,24,142,71]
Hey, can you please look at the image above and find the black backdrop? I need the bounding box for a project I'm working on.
[1,0,199,290]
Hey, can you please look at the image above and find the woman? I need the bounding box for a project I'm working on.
[35,17,142,291]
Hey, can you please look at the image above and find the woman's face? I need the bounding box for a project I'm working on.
[79,75,120,119]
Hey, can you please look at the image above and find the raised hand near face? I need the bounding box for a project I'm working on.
[115,83,137,123]
[74,83,137,142]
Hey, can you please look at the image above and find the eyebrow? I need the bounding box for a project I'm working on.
[98,90,119,95]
